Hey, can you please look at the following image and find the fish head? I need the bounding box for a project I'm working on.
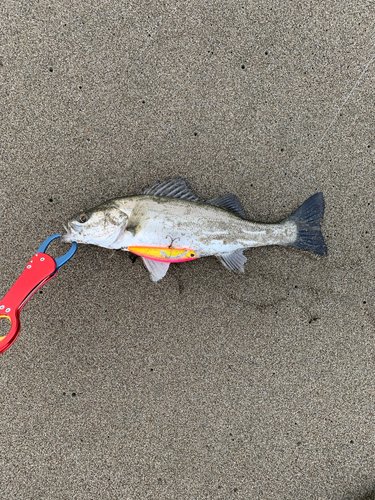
[61,202,129,248]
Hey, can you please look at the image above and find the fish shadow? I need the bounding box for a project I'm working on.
[343,487,375,500]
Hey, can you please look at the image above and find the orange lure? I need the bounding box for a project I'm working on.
[128,246,197,263]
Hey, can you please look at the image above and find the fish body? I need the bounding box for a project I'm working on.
[62,178,326,281]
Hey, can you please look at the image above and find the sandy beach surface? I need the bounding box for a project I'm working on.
[0,1,374,499]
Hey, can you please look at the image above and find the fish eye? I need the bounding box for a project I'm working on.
[79,213,89,223]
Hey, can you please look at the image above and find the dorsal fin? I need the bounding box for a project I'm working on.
[206,194,247,219]
[142,177,200,201]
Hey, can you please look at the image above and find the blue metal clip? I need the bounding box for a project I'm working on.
[37,234,78,273]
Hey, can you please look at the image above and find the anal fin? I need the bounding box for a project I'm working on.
[142,258,170,282]
[217,249,248,274]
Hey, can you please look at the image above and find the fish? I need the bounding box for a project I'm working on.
[61,177,327,282]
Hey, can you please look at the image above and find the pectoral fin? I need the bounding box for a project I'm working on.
[142,258,170,282]
[217,249,248,274]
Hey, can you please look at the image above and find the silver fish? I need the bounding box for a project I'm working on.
[61,178,326,282]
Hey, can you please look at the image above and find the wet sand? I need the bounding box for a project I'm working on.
[0,2,374,499]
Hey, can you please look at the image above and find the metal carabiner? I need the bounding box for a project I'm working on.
[0,234,77,354]
[36,234,77,276]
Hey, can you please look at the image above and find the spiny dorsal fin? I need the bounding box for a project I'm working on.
[217,249,248,274]
[142,177,200,201]
[142,258,170,282]
[206,194,247,219]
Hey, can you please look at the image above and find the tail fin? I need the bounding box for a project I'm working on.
[285,192,327,256]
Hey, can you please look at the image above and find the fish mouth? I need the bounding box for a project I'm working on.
[60,222,81,243]
[60,224,71,243]
[69,222,83,232]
